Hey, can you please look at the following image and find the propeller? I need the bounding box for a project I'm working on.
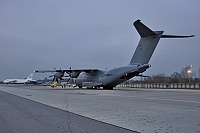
[66,67,72,84]
[49,67,65,84]
[65,67,79,86]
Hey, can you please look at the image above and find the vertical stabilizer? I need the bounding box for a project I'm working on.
[26,73,33,80]
[129,20,194,65]
[130,20,163,65]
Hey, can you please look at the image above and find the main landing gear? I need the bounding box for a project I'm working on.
[103,86,113,90]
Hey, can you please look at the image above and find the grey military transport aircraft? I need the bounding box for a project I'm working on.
[35,20,194,89]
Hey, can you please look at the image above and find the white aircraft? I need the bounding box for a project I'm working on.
[35,20,194,89]
[3,73,37,84]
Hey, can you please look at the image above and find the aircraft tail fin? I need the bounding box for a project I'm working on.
[26,73,34,80]
[129,20,194,65]
[134,19,157,37]
[129,20,163,65]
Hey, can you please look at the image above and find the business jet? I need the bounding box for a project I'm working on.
[3,73,37,84]
[35,20,194,89]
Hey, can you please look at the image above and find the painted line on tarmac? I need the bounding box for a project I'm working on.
[77,92,200,104]
[127,96,200,104]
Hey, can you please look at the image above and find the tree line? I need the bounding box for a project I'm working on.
[133,67,200,84]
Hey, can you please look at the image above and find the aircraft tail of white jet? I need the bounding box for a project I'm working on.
[26,73,34,80]
[129,20,194,65]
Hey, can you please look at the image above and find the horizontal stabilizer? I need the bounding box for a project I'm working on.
[130,20,194,65]
[34,70,57,73]
[161,35,195,38]
[134,20,157,37]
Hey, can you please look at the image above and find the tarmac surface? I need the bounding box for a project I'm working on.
[0,84,200,133]
[0,90,134,133]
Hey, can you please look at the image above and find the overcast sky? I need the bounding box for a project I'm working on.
[0,0,199,80]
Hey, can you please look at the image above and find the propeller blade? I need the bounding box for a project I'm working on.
[52,76,56,83]
[56,78,59,83]
[67,78,70,83]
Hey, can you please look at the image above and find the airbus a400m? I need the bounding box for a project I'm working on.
[35,20,194,89]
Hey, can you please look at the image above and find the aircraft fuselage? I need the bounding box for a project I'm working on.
[75,64,150,89]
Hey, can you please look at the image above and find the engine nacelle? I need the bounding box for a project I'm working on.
[69,72,80,78]
[55,72,64,78]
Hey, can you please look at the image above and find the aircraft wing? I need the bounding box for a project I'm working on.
[35,69,99,73]
[34,70,58,73]
[58,69,99,73]
[60,69,100,78]
[34,69,100,79]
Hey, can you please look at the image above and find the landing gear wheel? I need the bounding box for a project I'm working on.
[103,86,113,90]
[78,85,82,88]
